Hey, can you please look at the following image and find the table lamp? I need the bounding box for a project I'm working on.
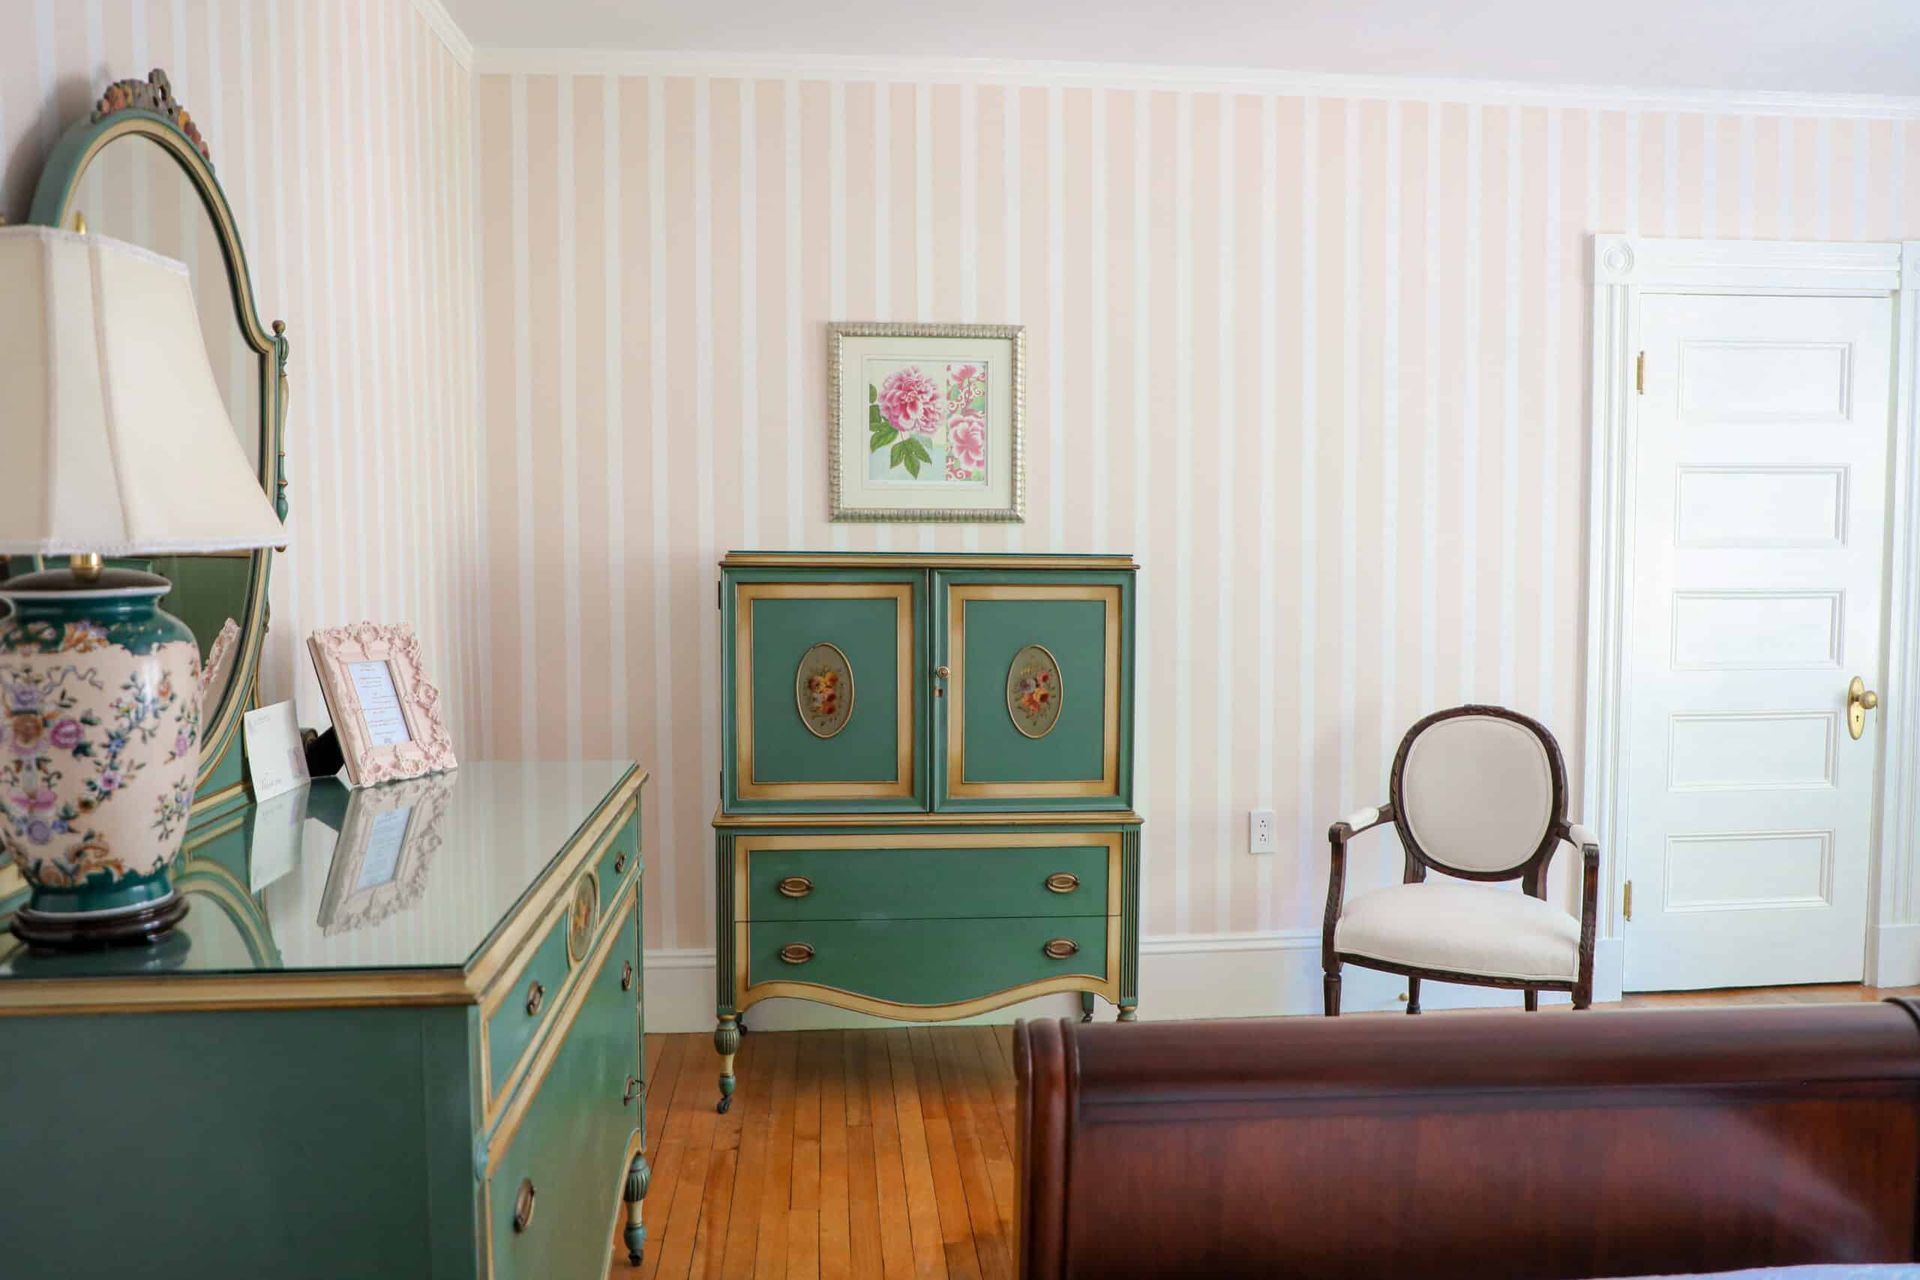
[0,225,285,949]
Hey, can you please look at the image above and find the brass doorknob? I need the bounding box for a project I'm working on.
[1848,676,1880,741]
[935,665,951,679]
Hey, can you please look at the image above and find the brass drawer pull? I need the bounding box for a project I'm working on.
[525,980,545,1017]
[512,1178,536,1233]
[614,851,629,875]
[1045,872,1080,894]
[779,942,815,965]
[776,875,813,899]
[624,1074,644,1107]
[621,960,635,992]
[1042,938,1079,960]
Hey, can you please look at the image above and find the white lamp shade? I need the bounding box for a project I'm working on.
[0,224,284,557]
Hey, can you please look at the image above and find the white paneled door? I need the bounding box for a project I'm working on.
[1623,291,1897,991]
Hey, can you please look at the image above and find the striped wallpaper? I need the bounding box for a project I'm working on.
[475,66,1920,957]
[0,0,486,746]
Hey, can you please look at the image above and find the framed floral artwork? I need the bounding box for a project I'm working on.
[829,322,1025,522]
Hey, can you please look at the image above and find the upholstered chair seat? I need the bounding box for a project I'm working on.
[1322,705,1600,1015]
[1334,881,1581,983]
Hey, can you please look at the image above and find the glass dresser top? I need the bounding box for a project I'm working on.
[0,760,637,982]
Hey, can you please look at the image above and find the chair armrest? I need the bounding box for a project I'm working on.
[1328,803,1393,842]
[1568,822,1599,852]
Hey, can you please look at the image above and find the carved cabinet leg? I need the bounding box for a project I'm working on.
[623,1151,651,1265]
[715,1014,741,1114]
[1117,1002,1138,1023]
[1079,991,1095,1023]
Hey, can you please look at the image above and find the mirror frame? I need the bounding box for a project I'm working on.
[24,71,289,824]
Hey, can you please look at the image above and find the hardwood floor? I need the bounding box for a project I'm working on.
[611,984,1920,1279]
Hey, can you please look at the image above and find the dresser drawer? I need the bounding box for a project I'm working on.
[486,907,574,1103]
[488,901,642,1280]
[741,834,1115,923]
[744,914,1111,1007]
[596,807,641,909]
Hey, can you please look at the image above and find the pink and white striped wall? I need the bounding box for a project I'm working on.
[1,0,487,745]
[473,64,1920,962]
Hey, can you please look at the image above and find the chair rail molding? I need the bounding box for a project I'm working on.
[1585,235,1920,993]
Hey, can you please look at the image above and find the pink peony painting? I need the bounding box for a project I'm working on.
[866,359,991,486]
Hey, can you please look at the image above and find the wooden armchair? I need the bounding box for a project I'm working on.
[1323,705,1599,1014]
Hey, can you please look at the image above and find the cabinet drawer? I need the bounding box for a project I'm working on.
[488,902,642,1280]
[741,834,1116,923]
[744,914,1112,1008]
[486,907,574,1104]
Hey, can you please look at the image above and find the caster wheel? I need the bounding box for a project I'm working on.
[716,1094,733,1115]
[1081,1012,1093,1023]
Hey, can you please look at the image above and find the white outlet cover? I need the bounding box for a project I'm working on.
[1249,808,1278,854]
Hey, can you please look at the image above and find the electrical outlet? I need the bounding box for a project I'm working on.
[1249,809,1277,854]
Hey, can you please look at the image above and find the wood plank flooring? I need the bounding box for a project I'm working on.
[611,983,1920,1279]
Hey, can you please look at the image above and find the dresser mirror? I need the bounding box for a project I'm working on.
[17,70,288,815]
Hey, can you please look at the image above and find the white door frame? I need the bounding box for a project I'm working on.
[1584,235,1920,1000]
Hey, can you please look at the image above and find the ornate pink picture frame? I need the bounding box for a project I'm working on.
[306,622,457,788]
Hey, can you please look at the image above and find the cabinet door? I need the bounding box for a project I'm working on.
[936,574,1132,809]
[726,573,927,810]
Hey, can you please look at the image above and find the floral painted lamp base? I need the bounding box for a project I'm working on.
[1,568,202,950]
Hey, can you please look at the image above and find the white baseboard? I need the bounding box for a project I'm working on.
[1869,921,1920,987]
[641,930,1576,1033]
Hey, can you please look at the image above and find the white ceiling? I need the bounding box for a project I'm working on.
[444,0,1920,99]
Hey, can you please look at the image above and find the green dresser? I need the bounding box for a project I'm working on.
[713,552,1142,1111]
[0,761,650,1280]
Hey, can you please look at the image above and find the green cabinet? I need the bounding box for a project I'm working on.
[713,553,1142,1113]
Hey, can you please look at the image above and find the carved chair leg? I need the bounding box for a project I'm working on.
[622,1151,651,1265]
[1323,969,1342,1016]
[1079,991,1096,1023]
[1573,981,1593,1010]
[1524,988,1539,1012]
[1406,976,1422,1015]
[714,1015,740,1115]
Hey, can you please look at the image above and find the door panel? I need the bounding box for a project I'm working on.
[936,577,1130,809]
[1623,292,1893,991]
[728,576,925,810]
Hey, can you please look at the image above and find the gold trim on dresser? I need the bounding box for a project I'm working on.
[714,807,1143,828]
[723,553,1138,571]
[734,582,916,799]
[947,584,1122,799]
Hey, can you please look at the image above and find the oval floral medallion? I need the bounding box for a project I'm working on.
[1006,644,1064,739]
[566,871,600,965]
[795,643,855,739]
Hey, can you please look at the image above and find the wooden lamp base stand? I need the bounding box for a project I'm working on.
[11,895,190,950]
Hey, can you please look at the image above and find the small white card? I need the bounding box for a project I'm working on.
[244,701,312,802]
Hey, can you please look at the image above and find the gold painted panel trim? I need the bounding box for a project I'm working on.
[946,584,1122,799]
[724,553,1136,571]
[714,807,1142,828]
[732,831,1123,923]
[734,582,916,800]
[0,772,646,1018]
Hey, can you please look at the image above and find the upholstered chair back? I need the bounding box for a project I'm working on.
[1389,706,1568,879]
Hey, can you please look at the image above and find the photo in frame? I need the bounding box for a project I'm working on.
[829,322,1025,522]
[305,622,456,788]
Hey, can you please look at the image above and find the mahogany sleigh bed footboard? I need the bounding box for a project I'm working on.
[1014,1002,1920,1279]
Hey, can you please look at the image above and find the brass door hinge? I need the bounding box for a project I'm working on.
[1634,351,1645,395]
[1623,879,1634,922]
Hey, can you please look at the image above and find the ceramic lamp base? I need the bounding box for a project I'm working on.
[11,892,189,950]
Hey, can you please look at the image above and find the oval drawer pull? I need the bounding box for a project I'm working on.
[1042,938,1079,960]
[624,1074,644,1107]
[779,942,815,965]
[777,875,814,899]
[512,1178,536,1233]
[614,851,629,875]
[525,980,545,1017]
[621,960,635,992]
[1044,872,1080,894]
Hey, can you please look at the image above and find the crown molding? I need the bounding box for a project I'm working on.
[408,0,474,69]
[468,46,1920,119]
